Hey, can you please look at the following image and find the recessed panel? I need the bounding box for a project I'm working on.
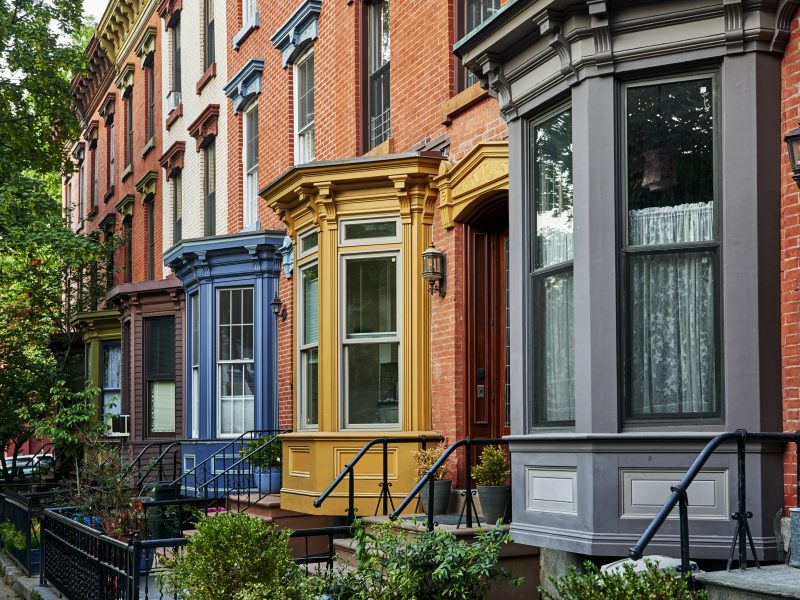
[525,467,578,515]
[621,469,728,520]
[288,445,311,478]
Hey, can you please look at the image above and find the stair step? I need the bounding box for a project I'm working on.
[696,564,800,599]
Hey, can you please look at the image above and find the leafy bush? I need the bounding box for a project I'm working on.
[540,560,707,600]
[471,445,510,487]
[0,522,25,552]
[308,518,520,600]
[412,442,453,480]
[240,437,282,469]
[159,512,306,600]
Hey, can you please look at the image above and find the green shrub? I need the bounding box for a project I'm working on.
[0,522,24,552]
[470,446,510,487]
[240,437,282,469]
[308,518,520,600]
[540,560,707,600]
[159,512,307,600]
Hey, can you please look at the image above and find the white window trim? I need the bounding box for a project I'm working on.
[298,260,319,431]
[298,227,319,258]
[293,47,314,165]
[339,250,402,431]
[215,286,256,438]
[243,102,259,229]
[338,215,401,247]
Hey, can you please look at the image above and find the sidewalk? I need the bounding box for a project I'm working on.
[0,554,58,600]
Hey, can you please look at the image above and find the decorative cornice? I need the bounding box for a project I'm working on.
[588,1,613,74]
[99,92,117,122]
[135,169,158,201]
[223,59,264,114]
[771,0,800,52]
[115,63,135,92]
[270,0,322,67]
[116,193,135,217]
[187,104,220,152]
[71,38,114,123]
[99,212,117,231]
[156,0,181,25]
[135,26,157,66]
[83,120,100,145]
[159,141,186,179]
[723,0,744,54]
[470,53,517,121]
[536,10,577,84]
[97,0,158,65]
[72,141,85,162]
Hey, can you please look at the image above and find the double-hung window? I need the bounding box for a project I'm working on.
[366,0,390,149]
[107,118,115,188]
[530,106,575,427]
[204,140,216,236]
[172,21,182,95]
[217,288,255,435]
[298,232,319,429]
[622,75,719,421]
[204,0,215,71]
[90,143,98,209]
[294,51,315,164]
[243,0,257,28]
[145,317,176,435]
[146,199,155,279]
[243,104,258,228]
[124,89,133,168]
[462,0,499,88]
[191,293,200,438]
[341,229,400,427]
[124,219,132,282]
[173,172,183,244]
[101,341,121,417]
[145,57,155,141]
[78,160,85,223]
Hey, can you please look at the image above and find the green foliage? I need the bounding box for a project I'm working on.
[539,560,707,600]
[159,512,308,600]
[412,443,453,480]
[470,445,510,487]
[240,437,282,469]
[0,522,25,552]
[308,518,520,600]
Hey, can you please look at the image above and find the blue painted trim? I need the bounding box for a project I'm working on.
[167,232,283,440]
[223,58,265,114]
[232,12,260,51]
[279,235,294,279]
[270,0,322,67]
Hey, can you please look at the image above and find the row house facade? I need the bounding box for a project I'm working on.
[67,0,184,454]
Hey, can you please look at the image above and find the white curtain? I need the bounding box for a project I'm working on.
[542,271,575,422]
[628,202,716,415]
[102,343,121,415]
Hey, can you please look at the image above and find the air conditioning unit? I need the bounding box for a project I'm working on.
[106,414,130,437]
[166,91,182,113]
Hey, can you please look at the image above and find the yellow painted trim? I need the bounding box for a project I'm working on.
[433,141,509,229]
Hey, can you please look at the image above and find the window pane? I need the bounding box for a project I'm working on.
[344,220,396,240]
[533,270,575,424]
[219,290,231,325]
[150,381,176,432]
[466,0,499,32]
[302,265,319,346]
[627,250,716,416]
[346,256,397,337]
[102,341,121,390]
[533,109,573,269]
[346,342,398,425]
[146,318,175,378]
[191,293,199,366]
[626,78,714,245]
[302,348,318,427]
[300,231,318,254]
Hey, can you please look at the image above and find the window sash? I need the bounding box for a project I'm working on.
[125,94,133,166]
[173,173,182,244]
[172,22,182,93]
[217,288,255,436]
[147,64,155,139]
[91,146,98,207]
[108,120,115,187]
[204,0,215,70]
[147,201,155,279]
[204,141,216,236]
[244,105,258,227]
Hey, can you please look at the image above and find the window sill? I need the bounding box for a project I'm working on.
[104,186,115,202]
[166,104,183,130]
[121,163,133,182]
[86,206,98,221]
[196,62,217,95]
[440,82,489,125]
[141,136,155,158]
[233,13,260,50]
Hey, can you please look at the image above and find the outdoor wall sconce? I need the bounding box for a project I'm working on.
[270,292,287,321]
[786,124,800,186]
[422,243,446,297]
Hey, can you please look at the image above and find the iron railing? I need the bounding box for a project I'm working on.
[629,429,800,587]
[290,525,352,572]
[131,441,184,490]
[0,488,64,575]
[390,437,509,531]
[314,435,444,524]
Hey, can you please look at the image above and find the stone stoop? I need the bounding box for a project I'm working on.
[331,515,541,600]
[225,493,336,558]
[696,564,800,599]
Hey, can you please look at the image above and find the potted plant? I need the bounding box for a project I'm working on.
[412,442,453,517]
[471,445,511,525]
[241,437,281,494]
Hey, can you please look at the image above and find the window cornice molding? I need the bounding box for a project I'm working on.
[159,141,186,179]
[271,0,322,68]
[100,92,117,122]
[135,26,157,67]
[116,193,135,218]
[136,169,158,202]
[223,59,264,114]
[157,0,182,25]
[83,121,100,146]
[115,63,135,93]
[187,104,220,151]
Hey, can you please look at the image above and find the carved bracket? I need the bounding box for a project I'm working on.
[159,141,186,179]
[471,53,517,121]
[223,59,264,114]
[271,0,322,67]
[187,104,220,152]
[771,0,800,52]
[588,1,613,73]
[723,0,744,54]
[536,10,578,85]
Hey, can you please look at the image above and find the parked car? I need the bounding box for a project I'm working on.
[2,454,54,477]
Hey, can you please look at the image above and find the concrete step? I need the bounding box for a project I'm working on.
[696,564,800,599]
[331,517,541,600]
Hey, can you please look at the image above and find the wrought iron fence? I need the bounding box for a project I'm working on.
[0,488,63,575]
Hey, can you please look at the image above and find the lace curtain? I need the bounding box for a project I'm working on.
[628,202,716,415]
[102,343,121,415]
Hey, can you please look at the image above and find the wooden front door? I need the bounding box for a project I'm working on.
[466,225,510,440]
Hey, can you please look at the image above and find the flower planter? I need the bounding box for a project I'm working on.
[419,479,451,517]
[254,466,281,495]
[477,485,510,525]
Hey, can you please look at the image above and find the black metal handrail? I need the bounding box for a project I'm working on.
[389,437,507,531]
[313,435,443,523]
[134,441,184,490]
[629,429,800,585]
[197,431,289,512]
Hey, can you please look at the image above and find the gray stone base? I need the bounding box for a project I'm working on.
[538,548,587,598]
[696,564,800,599]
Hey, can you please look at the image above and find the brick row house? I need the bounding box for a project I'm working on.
[67,0,184,454]
[62,0,800,582]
